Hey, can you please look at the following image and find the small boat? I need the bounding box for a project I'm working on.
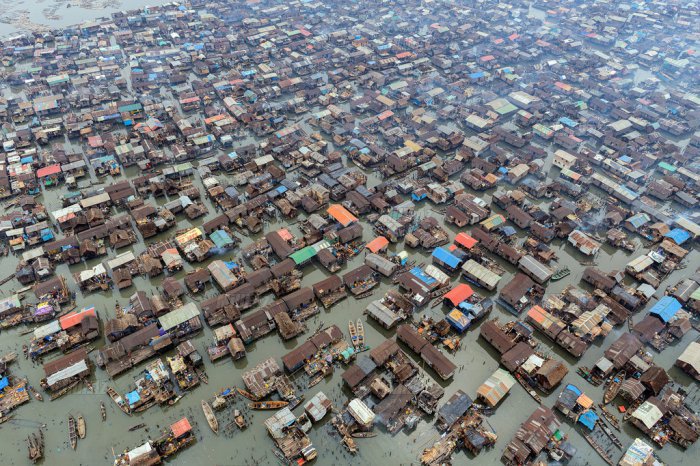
[0,413,14,424]
[128,423,146,432]
[212,395,227,410]
[348,320,358,349]
[68,415,77,450]
[351,431,377,438]
[28,385,43,402]
[26,430,43,463]
[356,319,365,350]
[551,266,570,281]
[85,379,94,393]
[233,409,247,429]
[77,415,86,439]
[584,433,614,466]
[0,351,17,363]
[308,373,326,388]
[603,371,625,405]
[515,373,542,404]
[167,394,183,406]
[236,387,259,401]
[106,387,131,415]
[201,400,218,434]
[195,367,209,384]
[598,404,621,431]
[597,420,623,449]
[23,344,29,359]
[248,400,289,410]
[100,402,106,421]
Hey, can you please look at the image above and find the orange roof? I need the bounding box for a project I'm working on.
[526,305,547,324]
[327,204,358,227]
[577,394,593,409]
[366,236,389,253]
[278,228,293,241]
[444,284,474,306]
[170,417,192,437]
[454,232,478,249]
[59,307,96,330]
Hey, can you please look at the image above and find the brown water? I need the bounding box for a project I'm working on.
[1,150,697,466]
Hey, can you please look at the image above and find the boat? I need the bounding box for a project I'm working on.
[106,386,131,415]
[348,320,358,349]
[356,319,365,350]
[597,420,623,449]
[201,400,218,434]
[598,404,621,431]
[236,387,259,401]
[85,379,94,393]
[26,430,43,463]
[68,415,77,450]
[128,423,146,432]
[195,367,209,384]
[212,395,227,410]
[28,385,43,402]
[234,409,247,429]
[77,415,86,439]
[0,351,17,363]
[167,394,183,406]
[350,431,377,438]
[100,402,106,421]
[603,371,625,404]
[515,373,542,404]
[0,413,14,424]
[551,266,570,281]
[308,373,326,388]
[248,400,289,410]
[584,433,614,466]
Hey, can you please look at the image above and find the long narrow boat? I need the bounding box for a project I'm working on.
[348,320,358,349]
[597,420,623,449]
[68,415,77,450]
[100,402,106,421]
[77,415,86,439]
[584,433,614,466]
[106,387,131,415]
[598,404,621,431]
[248,400,289,410]
[201,400,218,434]
[515,373,542,404]
[0,351,17,363]
[356,319,365,350]
[603,371,625,405]
[236,387,259,401]
[128,423,146,432]
[28,385,43,402]
[551,266,571,281]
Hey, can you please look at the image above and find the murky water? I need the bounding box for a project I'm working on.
[0,2,698,466]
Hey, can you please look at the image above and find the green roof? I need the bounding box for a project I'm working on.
[290,246,316,265]
[658,161,677,173]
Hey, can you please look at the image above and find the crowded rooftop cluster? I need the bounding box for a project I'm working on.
[0,0,699,465]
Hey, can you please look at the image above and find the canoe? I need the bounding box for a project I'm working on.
[551,266,570,281]
[106,387,131,415]
[28,385,43,402]
[201,400,218,434]
[248,400,289,410]
[100,402,106,421]
[128,423,146,432]
[603,371,625,405]
[356,319,365,350]
[348,320,358,348]
[236,387,259,401]
[77,415,86,439]
[68,415,77,450]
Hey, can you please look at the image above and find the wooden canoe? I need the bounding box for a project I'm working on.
[248,400,289,410]
[236,387,259,401]
[603,371,625,405]
[68,415,77,450]
[106,387,131,415]
[201,400,218,434]
[77,415,86,439]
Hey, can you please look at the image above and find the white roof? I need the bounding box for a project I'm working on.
[348,398,375,425]
[79,263,107,282]
[46,359,88,386]
[677,341,700,375]
[34,320,62,339]
[106,251,136,270]
[80,192,110,208]
[126,442,153,462]
[632,401,663,429]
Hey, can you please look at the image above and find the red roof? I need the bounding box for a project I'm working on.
[37,164,61,178]
[444,284,474,306]
[366,236,389,253]
[454,232,478,249]
[327,204,358,227]
[59,307,96,330]
[170,417,192,437]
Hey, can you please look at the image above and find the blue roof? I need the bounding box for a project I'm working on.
[410,267,436,285]
[126,390,141,405]
[577,410,598,431]
[627,213,650,229]
[649,296,681,323]
[664,228,690,245]
[0,376,8,391]
[565,384,582,396]
[432,247,460,268]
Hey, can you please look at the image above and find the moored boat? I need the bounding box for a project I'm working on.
[100,402,106,421]
[28,385,43,402]
[201,400,218,434]
[106,387,131,415]
[128,423,146,431]
[234,409,247,429]
[515,373,542,404]
[68,415,77,450]
[77,415,86,439]
[248,400,289,410]
[356,319,365,350]
[348,320,358,349]
[603,371,625,404]
[236,387,259,401]
[551,266,570,281]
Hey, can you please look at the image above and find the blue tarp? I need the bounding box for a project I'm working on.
[565,384,582,396]
[224,261,239,271]
[577,410,598,431]
[126,390,141,405]
[432,247,460,269]
[664,228,690,245]
[410,267,436,285]
[0,376,9,390]
[649,296,682,323]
